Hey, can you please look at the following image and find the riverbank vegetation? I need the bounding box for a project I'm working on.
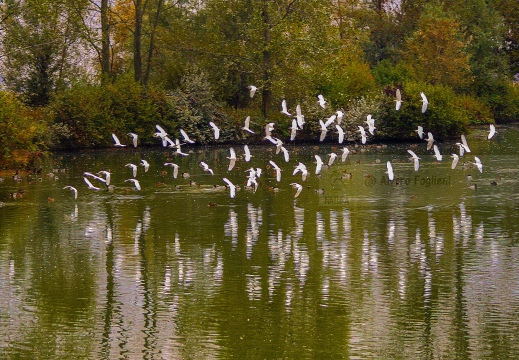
[1,0,519,166]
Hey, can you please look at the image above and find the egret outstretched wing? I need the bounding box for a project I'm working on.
[223,178,236,198]
[112,133,126,147]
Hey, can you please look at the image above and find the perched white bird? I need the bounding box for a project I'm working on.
[450,154,459,169]
[474,157,483,173]
[395,89,402,110]
[341,147,350,162]
[222,178,236,198]
[112,133,126,147]
[386,161,394,181]
[415,125,424,139]
[317,94,326,109]
[425,132,435,150]
[281,99,292,116]
[63,186,78,199]
[488,124,496,140]
[141,159,150,172]
[126,163,138,177]
[248,85,257,98]
[242,116,255,134]
[295,104,305,128]
[328,153,337,166]
[358,126,367,144]
[127,133,138,147]
[209,122,220,140]
[293,162,308,181]
[433,144,443,161]
[420,92,428,113]
[366,115,376,135]
[125,178,141,191]
[227,148,237,171]
[84,177,101,191]
[289,119,298,141]
[407,149,420,171]
[314,155,324,175]
[290,183,303,198]
[200,161,214,175]
[269,160,282,182]
[244,145,252,162]
[164,163,179,178]
[180,129,195,144]
[336,110,344,124]
[336,124,344,144]
[280,146,290,162]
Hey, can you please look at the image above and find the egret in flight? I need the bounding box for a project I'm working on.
[314,155,324,175]
[209,122,220,140]
[450,154,459,169]
[63,186,78,199]
[127,133,138,147]
[473,157,483,173]
[269,160,282,182]
[407,150,420,171]
[395,89,402,110]
[164,163,179,178]
[416,126,424,139]
[180,129,195,144]
[125,178,141,191]
[112,133,126,147]
[281,99,292,116]
[244,145,252,162]
[84,177,101,191]
[242,116,255,134]
[126,163,138,178]
[248,85,257,98]
[291,183,303,198]
[386,161,394,181]
[317,94,326,109]
[341,147,350,162]
[336,125,344,144]
[141,159,150,172]
[227,148,237,171]
[425,132,435,151]
[433,145,443,161]
[488,124,496,140]
[223,178,236,198]
[420,92,428,113]
[200,161,214,175]
[358,126,367,144]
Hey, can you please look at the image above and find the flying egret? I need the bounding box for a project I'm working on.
[319,120,329,142]
[488,124,496,140]
[63,186,78,199]
[328,153,337,166]
[227,148,237,171]
[141,159,150,172]
[460,135,471,153]
[223,178,236,198]
[317,94,326,109]
[295,104,305,128]
[209,122,220,140]
[265,122,275,141]
[98,170,111,186]
[425,132,434,151]
[84,177,101,191]
[314,155,324,175]
[450,154,459,169]
[164,163,179,178]
[127,133,138,147]
[433,145,443,161]
[126,163,138,177]
[336,124,344,144]
[358,126,367,144]
[281,99,292,116]
[386,161,394,181]
[473,157,483,173]
[242,116,255,134]
[200,162,214,175]
[366,115,376,135]
[407,149,420,171]
[289,119,298,141]
[395,89,402,110]
[269,160,282,182]
[420,92,428,113]
[153,125,170,147]
[244,145,252,162]
[112,133,126,147]
[273,137,283,155]
[280,146,290,162]
[125,178,141,191]
[248,85,257,98]
[174,138,189,156]
[293,162,308,181]
[84,172,107,186]
[180,129,195,144]
[341,147,350,162]
[336,110,344,124]
[291,183,303,198]
[416,126,424,139]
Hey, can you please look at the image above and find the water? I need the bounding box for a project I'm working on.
[1,126,519,359]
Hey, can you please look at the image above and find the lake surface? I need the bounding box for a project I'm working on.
[1,125,519,359]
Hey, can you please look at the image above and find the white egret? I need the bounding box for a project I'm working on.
[126,163,138,177]
[227,148,237,171]
[366,115,376,135]
[127,133,138,147]
[407,149,420,171]
[416,126,424,139]
[98,170,111,186]
[336,110,344,124]
[280,146,290,162]
[336,124,344,144]
[125,178,141,191]
[242,116,255,134]
[164,163,179,178]
[450,154,459,169]
[209,122,220,140]
[141,159,150,172]
[488,124,496,140]
[420,92,428,113]
[319,120,329,142]
[341,147,350,162]
[317,94,326,109]
[290,183,303,198]
[200,161,214,175]
[180,129,195,144]
[293,162,308,181]
[265,122,275,140]
[328,153,337,166]
[248,85,257,98]
[386,161,394,181]
[174,138,189,156]
[289,119,298,141]
[84,177,101,191]
[474,157,483,173]
[153,125,169,147]
[273,137,283,154]
[433,144,442,161]
[281,99,292,116]
[84,172,107,186]
[63,186,78,199]
[295,104,305,128]
[244,145,252,162]
[425,132,434,150]
[460,134,471,153]
[314,155,324,175]
[112,133,126,147]
[358,126,367,144]
[395,89,402,110]
[269,160,282,182]
[222,178,236,198]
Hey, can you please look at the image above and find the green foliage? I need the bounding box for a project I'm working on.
[483,81,519,123]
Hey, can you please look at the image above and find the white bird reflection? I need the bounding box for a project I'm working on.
[224,209,239,249]
[246,203,262,259]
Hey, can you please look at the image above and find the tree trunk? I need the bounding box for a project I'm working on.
[261,0,271,119]
[134,0,143,83]
[143,0,163,86]
[100,0,110,82]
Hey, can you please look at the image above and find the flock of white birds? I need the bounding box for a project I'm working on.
[64,87,497,200]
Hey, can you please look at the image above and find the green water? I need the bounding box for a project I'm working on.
[1,126,519,359]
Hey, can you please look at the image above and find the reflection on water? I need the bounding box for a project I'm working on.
[2,126,519,358]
